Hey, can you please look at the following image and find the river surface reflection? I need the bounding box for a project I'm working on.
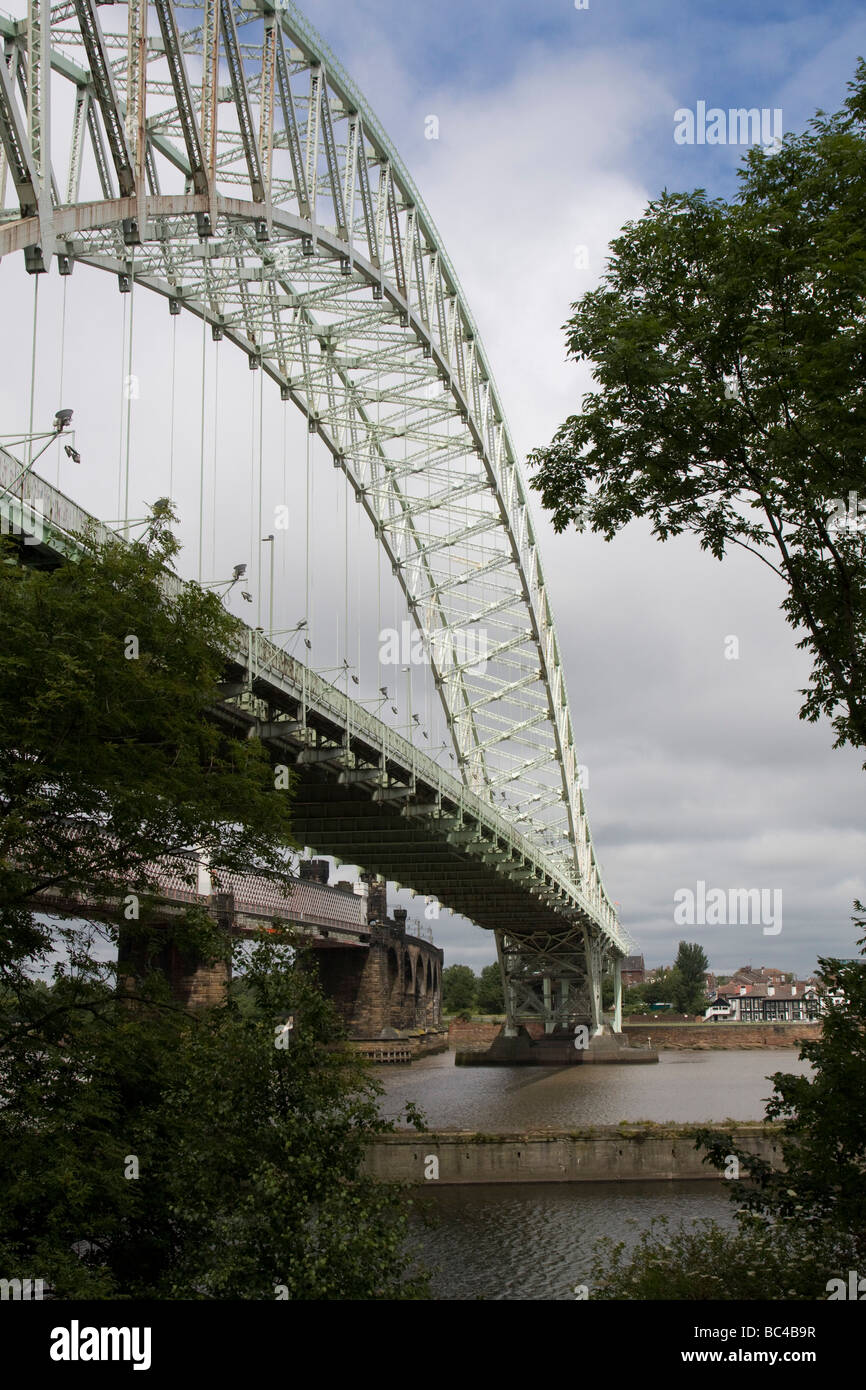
[378,1047,810,1130]
[409,1182,734,1300]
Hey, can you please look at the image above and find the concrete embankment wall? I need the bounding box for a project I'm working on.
[363,1124,781,1184]
[447,1020,538,1051]
[447,1020,820,1052]
[621,1023,820,1049]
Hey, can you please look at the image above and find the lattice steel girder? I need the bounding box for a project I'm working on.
[0,1,630,964]
[72,0,135,196]
[152,0,208,198]
[0,40,38,215]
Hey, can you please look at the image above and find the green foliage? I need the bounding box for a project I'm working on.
[669,941,709,1015]
[529,63,866,758]
[442,963,478,1013]
[696,908,866,1235]
[476,962,504,1013]
[623,966,676,1011]
[0,513,429,1299]
[0,938,429,1299]
[0,511,295,985]
[593,1215,862,1301]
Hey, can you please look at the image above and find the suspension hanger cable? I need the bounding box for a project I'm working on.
[123,247,136,528]
[255,279,265,627]
[211,335,220,574]
[198,266,208,582]
[116,289,129,519]
[301,416,311,733]
[55,275,68,487]
[248,360,256,604]
[280,396,287,632]
[376,352,382,702]
[305,410,311,659]
[22,273,40,486]
[356,471,361,688]
[343,459,349,689]
[168,310,178,503]
[256,358,264,630]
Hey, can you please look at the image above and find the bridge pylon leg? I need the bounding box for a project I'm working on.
[613,956,623,1033]
[495,930,519,1036]
[585,928,605,1037]
[542,975,554,1034]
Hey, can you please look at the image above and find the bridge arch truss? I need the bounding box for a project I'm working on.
[0,0,632,1015]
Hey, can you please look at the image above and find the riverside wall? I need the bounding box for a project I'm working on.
[362,1123,781,1184]
[621,1022,820,1050]
[447,1020,820,1051]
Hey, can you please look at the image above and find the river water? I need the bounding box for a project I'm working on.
[377,1046,809,1130]
[378,1048,810,1300]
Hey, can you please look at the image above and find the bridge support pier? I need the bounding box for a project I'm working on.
[496,932,594,1038]
[309,911,444,1043]
[117,930,231,1010]
[490,928,629,1061]
[116,893,235,1011]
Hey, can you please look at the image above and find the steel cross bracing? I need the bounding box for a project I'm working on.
[0,2,636,1020]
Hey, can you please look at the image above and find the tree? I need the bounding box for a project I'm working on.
[0,511,429,1299]
[529,64,866,759]
[592,910,866,1299]
[0,934,429,1299]
[698,907,866,1234]
[441,964,478,1013]
[669,941,709,1015]
[476,962,505,1013]
[640,966,676,1007]
[0,506,295,993]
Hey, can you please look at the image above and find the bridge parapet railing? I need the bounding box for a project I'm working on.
[244,630,628,952]
[0,456,626,954]
[405,920,434,943]
[0,449,116,554]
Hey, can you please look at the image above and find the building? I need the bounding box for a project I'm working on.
[621,954,645,989]
[730,965,790,987]
[709,980,827,1023]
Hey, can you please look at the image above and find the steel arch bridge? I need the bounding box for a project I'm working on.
[0,0,634,1035]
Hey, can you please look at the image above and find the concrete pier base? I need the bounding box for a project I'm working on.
[455,1024,658,1066]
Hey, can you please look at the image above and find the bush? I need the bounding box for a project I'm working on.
[592,1216,864,1301]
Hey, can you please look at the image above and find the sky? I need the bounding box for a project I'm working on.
[1,0,864,980]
